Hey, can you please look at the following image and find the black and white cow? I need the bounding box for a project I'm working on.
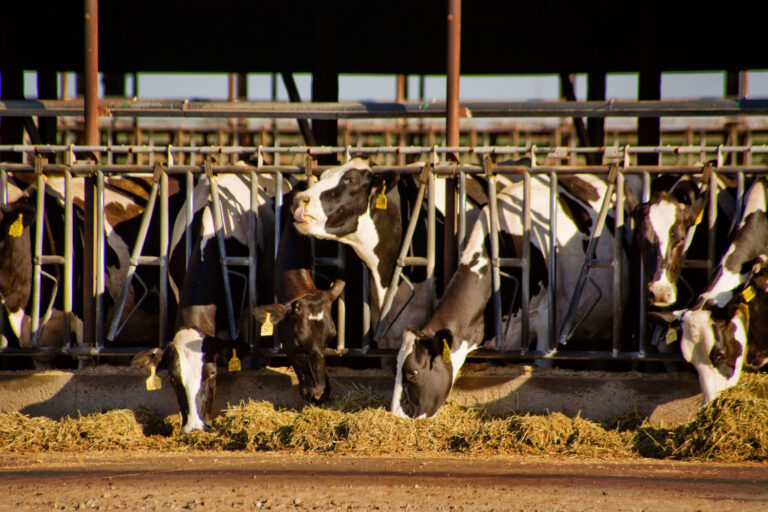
[133,171,275,433]
[392,174,627,418]
[252,214,345,404]
[291,158,436,349]
[0,184,83,364]
[649,178,768,404]
[629,176,711,307]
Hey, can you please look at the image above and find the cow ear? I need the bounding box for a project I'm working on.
[428,329,453,368]
[252,303,290,325]
[647,310,683,327]
[326,279,346,301]
[371,171,399,195]
[131,348,165,372]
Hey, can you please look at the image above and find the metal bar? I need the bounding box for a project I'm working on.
[95,169,105,347]
[458,169,467,256]
[159,164,169,347]
[185,170,194,268]
[272,167,283,353]
[426,169,436,311]
[336,244,346,351]
[4,98,768,119]
[64,156,74,348]
[106,163,161,341]
[558,164,620,345]
[205,159,238,340]
[521,166,531,349]
[248,168,258,348]
[362,264,371,351]
[613,172,624,357]
[638,171,651,356]
[30,157,46,345]
[484,156,504,349]
[548,170,558,352]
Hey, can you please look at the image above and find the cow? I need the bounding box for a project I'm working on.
[291,158,437,349]
[649,178,768,404]
[0,184,83,366]
[133,171,276,433]
[391,174,628,418]
[252,208,345,404]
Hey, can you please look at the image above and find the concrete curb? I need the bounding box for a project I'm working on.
[0,364,703,426]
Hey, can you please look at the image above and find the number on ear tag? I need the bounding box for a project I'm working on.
[9,214,23,237]
[228,348,242,373]
[442,339,452,365]
[375,185,388,210]
[665,328,678,345]
[260,312,274,336]
[742,285,757,303]
[146,366,162,391]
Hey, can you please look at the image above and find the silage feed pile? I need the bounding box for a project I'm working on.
[1,376,766,461]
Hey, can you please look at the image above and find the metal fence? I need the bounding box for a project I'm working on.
[1,142,768,364]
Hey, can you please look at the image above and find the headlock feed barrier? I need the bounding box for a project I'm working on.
[1,141,768,364]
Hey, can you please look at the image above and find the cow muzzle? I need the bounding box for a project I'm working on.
[648,281,676,307]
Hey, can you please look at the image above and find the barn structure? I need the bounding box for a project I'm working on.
[2,0,768,374]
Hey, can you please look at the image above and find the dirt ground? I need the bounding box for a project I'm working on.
[1,453,767,512]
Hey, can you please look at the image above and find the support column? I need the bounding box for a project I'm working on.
[83,0,100,348]
[443,0,461,290]
[0,69,24,162]
[587,72,606,153]
[638,70,661,166]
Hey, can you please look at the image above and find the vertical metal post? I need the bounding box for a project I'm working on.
[484,156,503,349]
[65,147,75,346]
[426,167,436,311]
[31,156,45,345]
[362,264,370,351]
[83,0,100,349]
[336,244,346,351]
[458,169,467,255]
[248,168,259,347]
[1,170,7,204]
[443,0,461,289]
[548,169,558,352]
[185,169,194,269]
[159,156,169,346]
[95,169,105,347]
[273,167,283,352]
[708,149,721,274]
[638,169,650,356]
[521,166,531,348]
[613,172,625,357]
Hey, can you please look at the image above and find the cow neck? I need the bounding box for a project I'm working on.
[347,189,403,309]
[0,229,32,313]
[423,240,491,347]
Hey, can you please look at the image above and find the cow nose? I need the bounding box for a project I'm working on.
[292,194,309,213]
[648,281,676,306]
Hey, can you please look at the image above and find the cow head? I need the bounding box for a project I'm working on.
[133,328,223,433]
[253,280,345,404]
[0,199,35,313]
[391,328,455,419]
[649,304,746,405]
[632,179,708,307]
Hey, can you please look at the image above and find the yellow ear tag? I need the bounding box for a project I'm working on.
[260,312,274,336]
[442,339,452,365]
[665,328,678,345]
[742,285,757,303]
[146,366,162,391]
[375,185,388,210]
[228,348,242,373]
[9,214,23,237]
[695,209,703,226]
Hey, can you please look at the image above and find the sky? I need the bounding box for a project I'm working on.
[23,71,768,102]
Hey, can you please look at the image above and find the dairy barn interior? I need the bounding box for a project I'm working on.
[1,0,768,421]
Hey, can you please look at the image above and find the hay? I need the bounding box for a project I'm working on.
[1,374,766,460]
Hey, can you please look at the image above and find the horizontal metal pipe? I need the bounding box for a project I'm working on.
[223,256,251,266]
[36,255,66,265]
[3,98,768,119]
[314,257,342,266]
[4,143,768,156]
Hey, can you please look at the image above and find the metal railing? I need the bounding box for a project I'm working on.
[1,143,767,363]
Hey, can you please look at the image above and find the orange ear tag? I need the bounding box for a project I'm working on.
[228,348,242,373]
[146,366,162,391]
[9,214,23,237]
[260,312,274,336]
[375,185,388,210]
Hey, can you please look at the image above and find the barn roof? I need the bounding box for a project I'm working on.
[3,1,768,75]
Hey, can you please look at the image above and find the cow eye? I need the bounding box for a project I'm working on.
[406,369,418,381]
